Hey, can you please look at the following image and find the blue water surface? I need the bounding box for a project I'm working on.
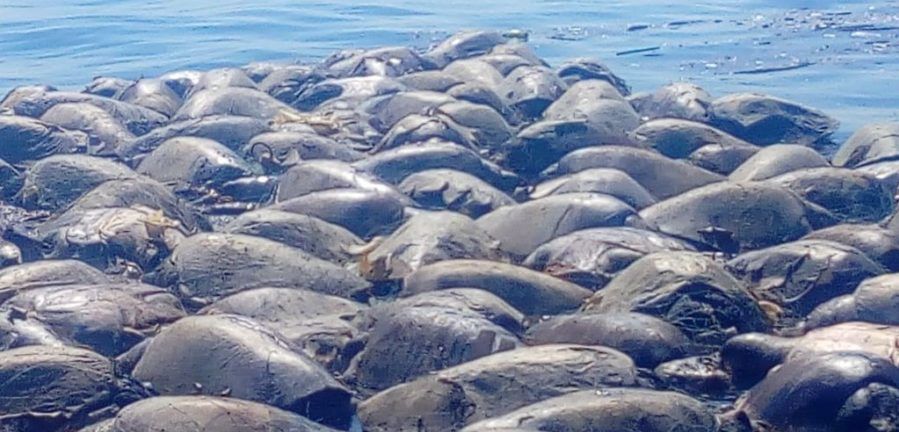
[2,1,899,139]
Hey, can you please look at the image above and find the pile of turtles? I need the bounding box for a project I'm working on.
[1,30,899,431]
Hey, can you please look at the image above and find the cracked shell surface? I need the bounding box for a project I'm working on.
[583,251,768,349]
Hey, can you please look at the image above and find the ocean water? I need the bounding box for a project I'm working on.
[1,0,898,140]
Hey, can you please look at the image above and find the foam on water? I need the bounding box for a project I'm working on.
[2,0,899,140]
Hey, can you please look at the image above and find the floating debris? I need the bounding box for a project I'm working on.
[502,29,530,41]
[548,26,589,41]
[627,23,650,32]
[667,19,705,29]
[733,61,815,74]
[616,46,661,56]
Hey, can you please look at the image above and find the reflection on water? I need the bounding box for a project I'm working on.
[1,1,898,138]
